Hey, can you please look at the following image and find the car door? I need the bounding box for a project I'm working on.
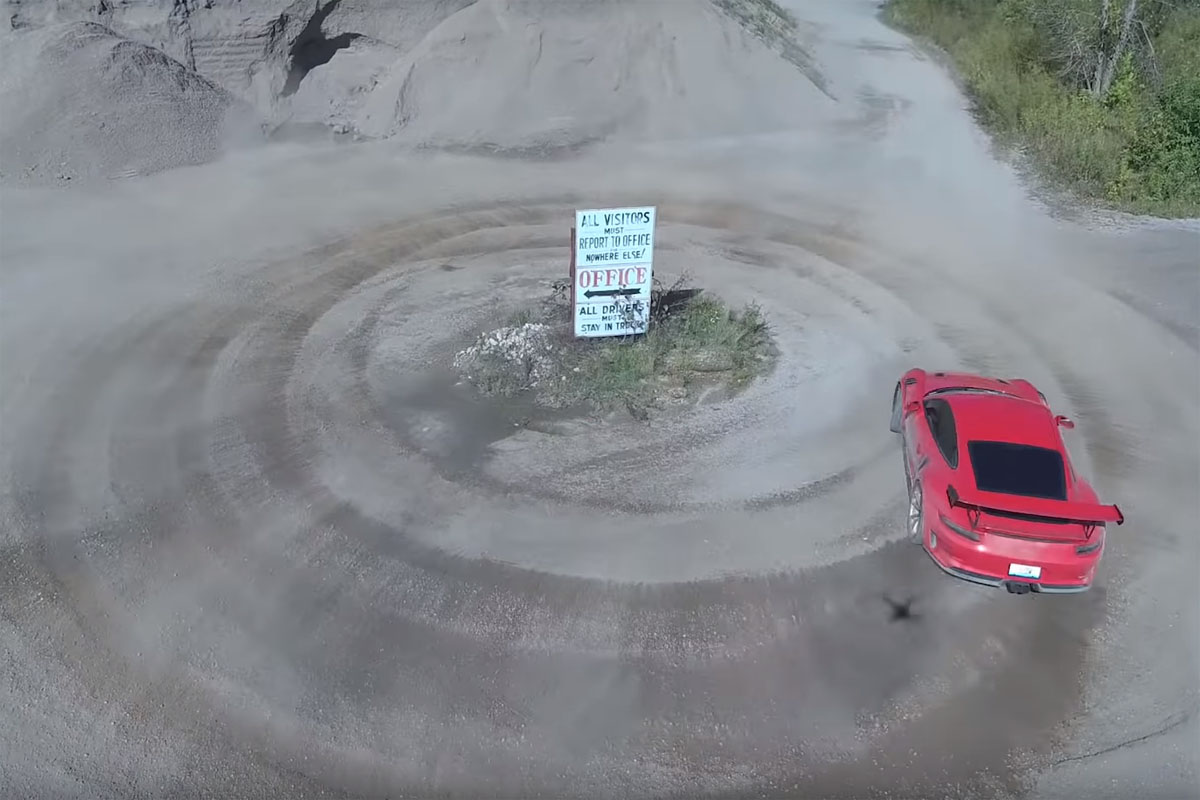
[901,397,931,481]
[906,397,956,484]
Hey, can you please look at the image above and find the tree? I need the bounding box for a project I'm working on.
[1015,0,1172,97]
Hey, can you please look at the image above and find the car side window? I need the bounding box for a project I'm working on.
[923,399,959,468]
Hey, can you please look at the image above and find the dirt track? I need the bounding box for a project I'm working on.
[1,1,1198,799]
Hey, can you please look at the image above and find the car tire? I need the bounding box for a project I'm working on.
[889,381,902,434]
[907,480,924,545]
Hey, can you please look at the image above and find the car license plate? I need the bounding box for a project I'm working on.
[1008,563,1041,579]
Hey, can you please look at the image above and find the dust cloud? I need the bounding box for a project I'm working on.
[0,0,1196,798]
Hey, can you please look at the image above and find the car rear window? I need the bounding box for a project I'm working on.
[966,440,1067,500]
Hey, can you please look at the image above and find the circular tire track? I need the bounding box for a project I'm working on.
[2,197,1126,799]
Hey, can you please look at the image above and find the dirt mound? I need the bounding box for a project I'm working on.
[0,21,262,185]
[2,0,832,163]
[348,0,833,151]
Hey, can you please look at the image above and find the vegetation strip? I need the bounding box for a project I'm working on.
[453,278,777,419]
[885,0,1200,217]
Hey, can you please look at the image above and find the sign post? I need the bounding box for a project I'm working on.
[571,206,656,339]
[569,225,577,309]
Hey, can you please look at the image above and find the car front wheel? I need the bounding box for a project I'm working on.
[889,382,902,433]
[907,480,924,545]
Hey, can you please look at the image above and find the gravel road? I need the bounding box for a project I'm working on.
[1,1,1197,798]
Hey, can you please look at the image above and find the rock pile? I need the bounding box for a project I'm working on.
[453,322,559,395]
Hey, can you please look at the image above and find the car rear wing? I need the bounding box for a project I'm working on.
[946,484,1124,537]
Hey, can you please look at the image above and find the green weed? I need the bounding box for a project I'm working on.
[547,292,775,414]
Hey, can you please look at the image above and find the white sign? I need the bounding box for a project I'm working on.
[573,206,656,338]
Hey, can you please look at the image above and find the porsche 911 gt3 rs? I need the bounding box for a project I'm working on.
[889,369,1124,595]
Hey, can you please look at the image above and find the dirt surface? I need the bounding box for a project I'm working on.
[1,0,1198,798]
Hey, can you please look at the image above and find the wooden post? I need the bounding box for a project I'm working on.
[569,226,577,309]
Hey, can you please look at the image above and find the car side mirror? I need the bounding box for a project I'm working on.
[1054,414,1075,429]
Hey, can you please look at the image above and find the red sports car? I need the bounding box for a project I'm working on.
[889,369,1124,595]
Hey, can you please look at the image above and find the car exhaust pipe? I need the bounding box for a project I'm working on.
[1004,581,1033,595]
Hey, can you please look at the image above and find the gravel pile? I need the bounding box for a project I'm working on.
[1,0,831,179]
[0,21,262,186]
[453,322,560,395]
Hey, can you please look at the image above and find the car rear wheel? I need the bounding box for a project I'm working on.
[889,382,902,433]
[907,480,924,545]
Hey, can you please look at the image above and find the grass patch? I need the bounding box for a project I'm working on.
[454,283,777,420]
[884,0,1200,217]
[505,308,534,327]
[659,295,772,384]
[560,295,773,413]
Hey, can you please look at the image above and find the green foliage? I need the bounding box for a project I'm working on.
[886,0,1200,217]
[552,292,776,414]
[571,338,659,412]
[505,308,534,327]
[1156,7,1200,79]
[659,297,772,384]
[1109,77,1200,210]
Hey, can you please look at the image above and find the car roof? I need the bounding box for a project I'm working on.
[936,391,1062,451]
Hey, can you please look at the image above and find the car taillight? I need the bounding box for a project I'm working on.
[1076,540,1102,555]
[939,513,980,541]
